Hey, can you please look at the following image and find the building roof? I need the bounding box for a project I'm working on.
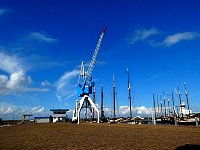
[34,117,50,119]
[50,109,69,112]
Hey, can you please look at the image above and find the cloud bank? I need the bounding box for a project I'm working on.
[0,103,46,119]
[119,105,153,116]
[0,52,48,94]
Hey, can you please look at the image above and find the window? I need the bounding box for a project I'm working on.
[53,111,65,114]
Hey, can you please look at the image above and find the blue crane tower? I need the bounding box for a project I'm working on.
[72,27,106,124]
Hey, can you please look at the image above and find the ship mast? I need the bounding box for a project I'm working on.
[127,68,132,118]
[157,95,159,116]
[177,84,182,117]
[153,94,156,119]
[184,82,190,115]
[172,91,176,116]
[113,74,116,120]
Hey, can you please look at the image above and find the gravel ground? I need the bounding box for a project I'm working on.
[0,123,200,150]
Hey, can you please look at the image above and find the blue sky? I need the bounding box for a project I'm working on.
[1,0,200,119]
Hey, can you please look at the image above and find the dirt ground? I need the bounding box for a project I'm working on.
[0,123,200,150]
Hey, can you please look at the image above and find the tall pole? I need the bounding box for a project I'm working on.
[113,74,116,120]
[127,68,132,118]
[184,82,190,114]
[101,85,104,119]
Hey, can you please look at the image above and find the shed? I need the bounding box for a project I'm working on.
[34,117,50,123]
[50,109,69,122]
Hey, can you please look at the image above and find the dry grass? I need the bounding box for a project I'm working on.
[0,123,200,150]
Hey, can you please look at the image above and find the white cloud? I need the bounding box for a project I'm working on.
[130,28,160,44]
[163,32,199,47]
[0,103,47,119]
[117,105,153,117]
[96,61,106,65]
[0,52,48,94]
[6,69,30,90]
[29,32,58,43]
[55,69,79,101]
[21,87,48,92]
[56,69,79,91]
[0,75,8,83]
[41,80,52,87]
[129,28,199,47]
[0,69,48,94]
[0,103,22,118]
[0,8,9,16]
[100,105,153,118]
[135,106,153,114]
[31,106,44,114]
[3,106,15,114]
[119,106,131,116]
[0,52,22,74]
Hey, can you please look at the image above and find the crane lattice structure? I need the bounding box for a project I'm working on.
[73,27,106,124]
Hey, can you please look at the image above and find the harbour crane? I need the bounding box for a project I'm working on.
[72,27,106,124]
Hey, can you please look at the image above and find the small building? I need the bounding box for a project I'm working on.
[180,102,192,116]
[50,109,69,122]
[34,117,50,123]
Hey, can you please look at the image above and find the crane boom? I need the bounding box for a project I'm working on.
[85,27,106,82]
[77,27,106,97]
